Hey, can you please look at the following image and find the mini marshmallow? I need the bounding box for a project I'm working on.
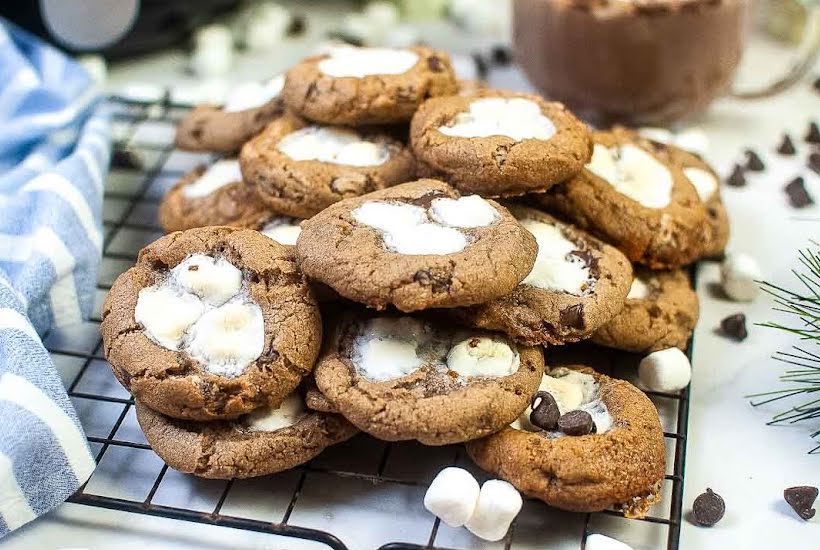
[352,201,428,233]
[585,534,635,550]
[638,348,691,393]
[244,393,305,432]
[424,467,481,527]
[384,223,468,255]
[135,287,206,350]
[183,160,243,199]
[276,126,389,167]
[520,220,590,295]
[720,253,762,302]
[447,337,519,377]
[185,298,265,378]
[587,143,673,209]
[242,3,290,51]
[260,218,302,245]
[430,196,499,228]
[683,167,718,202]
[223,75,284,113]
[190,24,233,77]
[171,254,243,306]
[464,480,523,542]
[353,317,426,381]
[318,46,419,78]
[439,98,556,142]
[627,277,650,300]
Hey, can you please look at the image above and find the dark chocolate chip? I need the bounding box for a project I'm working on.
[287,14,307,36]
[111,147,143,170]
[809,152,820,176]
[529,391,560,431]
[726,164,746,187]
[805,122,820,145]
[472,52,489,80]
[491,45,512,65]
[785,176,814,208]
[427,56,443,72]
[692,488,725,527]
[557,410,594,436]
[777,134,796,155]
[784,485,818,521]
[814,77,820,94]
[744,149,765,171]
[719,313,748,342]
[559,304,585,329]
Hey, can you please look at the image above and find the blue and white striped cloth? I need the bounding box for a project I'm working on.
[0,20,110,537]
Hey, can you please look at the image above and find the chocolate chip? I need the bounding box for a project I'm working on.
[785,176,814,208]
[491,45,512,65]
[188,265,199,272]
[744,149,765,171]
[692,488,725,526]
[559,304,585,329]
[472,52,489,80]
[111,147,143,170]
[557,410,594,436]
[784,486,818,520]
[529,391,560,431]
[814,77,820,94]
[719,313,748,342]
[287,14,307,36]
[726,164,746,187]
[427,56,443,72]
[805,122,820,145]
[777,134,796,155]
[809,152,820,176]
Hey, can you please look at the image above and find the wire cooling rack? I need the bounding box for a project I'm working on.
[43,96,691,550]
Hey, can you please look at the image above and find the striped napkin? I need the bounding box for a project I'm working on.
[0,20,110,536]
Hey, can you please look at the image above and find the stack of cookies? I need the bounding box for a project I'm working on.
[104,44,729,520]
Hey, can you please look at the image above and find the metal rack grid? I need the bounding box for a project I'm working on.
[45,96,691,550]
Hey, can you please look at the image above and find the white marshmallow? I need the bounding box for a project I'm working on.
[352,201,428,233]
[277,126,389,167]
[185,298,265,378]
[520,220,591,295]
[430,196,499,228]
[587,143,673,209]
[673,128,709,157]
[135,287,206,350]
[638,127,673,145]
[242,4,290,52]
[627,277,650,300]
[439,98,556,142]
[384,223,468,255]
[364,2,400,28]
[260,218,302,245]
[638,348,691,393]
[447,337,519,378]
[424,467,481,527]
[244,393,305,432]
[171,254,243,307]
[353,317,426,381]
[318,46,419,78]
[586,534,635,550]
[190,24,234,78]
[223,75,284,113]
[464,480,523,542]
[183,160,243,199]
[720,253,762,302]
[683,167,718,202]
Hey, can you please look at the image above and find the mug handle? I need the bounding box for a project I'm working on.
[731,3,820,99]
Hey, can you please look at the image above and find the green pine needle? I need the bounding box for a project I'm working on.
[749,242,820,454]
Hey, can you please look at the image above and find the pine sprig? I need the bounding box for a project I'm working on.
[749,242,820,454]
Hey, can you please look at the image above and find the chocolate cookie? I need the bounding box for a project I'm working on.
[175,75,285,153]
[282,45,458,125]
[314,311,545,445]
[410,90,592,197]
[158,159,275,233]
[101,227,322,421]
[449,205,632,345]
[532,127,708,269]
[591,268,699,353]
[466,365,665,517]
[295,179,538,312]
[136,392,356,479]
[239,112,416,218]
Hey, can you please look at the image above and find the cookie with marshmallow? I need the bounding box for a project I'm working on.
[239,112,416,218]
[158,159,280,233]
[533,127,708,269]
[313,310,545,445]
[449,205,633,345]
[101,227,322,421]
[466,364,665,518]
[135,392,357,479]
[592,268,699,353]
[175,75,286,153]
[282,45,457,125]
[410,90,592,197]
[295,179,537,311]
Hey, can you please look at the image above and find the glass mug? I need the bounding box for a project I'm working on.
[513,0,820,125]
